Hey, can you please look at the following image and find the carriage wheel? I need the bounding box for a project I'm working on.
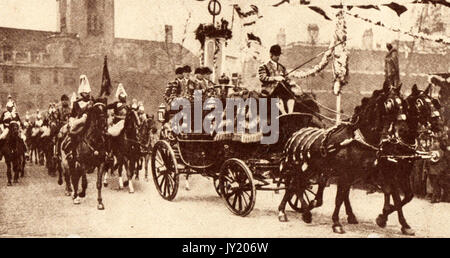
[151,140,179,201]
[219,159,256,217]
[213,176,222,197]
[288,184,318,212]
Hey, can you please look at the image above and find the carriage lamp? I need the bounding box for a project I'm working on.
[158,103,166,123]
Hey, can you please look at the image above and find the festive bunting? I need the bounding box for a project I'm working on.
[384,2,408,16]
[332,10,349,95]
[412,0,450,8]
[272,0,290,7]
[345,10,450,45]
[247,33,262,45]
[308,6,331,20]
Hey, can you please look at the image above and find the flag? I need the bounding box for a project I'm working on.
[308,6,331,21]
[234,4,262,27]
[99,56,112,97]
[247,33,261,45]
[383,2,408,16]
[273,0,289,7]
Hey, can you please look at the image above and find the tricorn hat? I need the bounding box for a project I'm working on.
[183,65,192,73]
[175,66,184,75]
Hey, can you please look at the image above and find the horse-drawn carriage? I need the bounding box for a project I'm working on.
[151,82,321,216]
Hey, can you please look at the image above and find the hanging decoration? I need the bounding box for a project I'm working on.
[332,10,349,95]
[345,10,450,45]
[195,22,232,49]
[213,38,221,71]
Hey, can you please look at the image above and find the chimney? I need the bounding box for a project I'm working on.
[165,25,173,44]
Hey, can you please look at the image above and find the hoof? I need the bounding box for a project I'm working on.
[73,197,81,205]
[129,189,135,194]
[278,214,288,222]
[57,179,63,185]
[332,225,345,234]
[13,179,18,184]
[376,215,387,228]
[123,180,129,187]
[185,187,190,191]
[103,182,108,187]
[7,182,12,186]
[347,215,359,224]
[97,203,105,210]
[65,190,72,196]
[302,212,312,224]
[401,227,415,236]
[79,192,86,198]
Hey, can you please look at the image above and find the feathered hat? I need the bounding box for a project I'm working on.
[115,83,127,99]
[78,74,91,94]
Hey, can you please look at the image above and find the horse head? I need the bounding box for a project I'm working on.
[406,84,443,142]
[124,107,140,140]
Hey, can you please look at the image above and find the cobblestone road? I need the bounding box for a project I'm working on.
[0,162,449,238]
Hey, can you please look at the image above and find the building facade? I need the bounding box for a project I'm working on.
[0,0,198,114]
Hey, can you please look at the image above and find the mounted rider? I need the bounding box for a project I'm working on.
[258,44,297,114]
[0,99,22,140]
[23,111,31,129]
[138,101,147,122]
[64,75,94,158]
[55,94,72,156]
[106,83,128,137]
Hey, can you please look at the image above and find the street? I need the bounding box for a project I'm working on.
[0,161,449,238]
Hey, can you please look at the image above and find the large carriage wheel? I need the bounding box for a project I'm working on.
[219,159,256,217]
[213,176,222,197]
[288,184,318,213]
[151,140,179,201]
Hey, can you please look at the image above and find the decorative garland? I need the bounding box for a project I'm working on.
[290,43,334,79]
[345,10,450,45]
[333,10,349,95]
[213,38,220,72]
[290,11,349,89]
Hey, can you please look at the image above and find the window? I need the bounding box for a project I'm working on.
[87,0,103,35]
[53,70,59,84]
[2,68,14,84]
[3,46,12,61]
[63,46,73,63]
[30,70,41,85]
[16,51,28,63]
[31,52,40,63]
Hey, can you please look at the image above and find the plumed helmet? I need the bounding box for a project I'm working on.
[78,75,91,94]
[6,101,14,108]
[115,83,127,99]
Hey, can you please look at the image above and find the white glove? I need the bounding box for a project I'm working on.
[274,76,285,82]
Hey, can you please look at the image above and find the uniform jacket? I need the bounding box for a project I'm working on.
[71,97,93,119]
[258,60,288,95]
[57,106,72,125]
[179,78,196,97]
[106,101,128,123]
[0,110,21,127]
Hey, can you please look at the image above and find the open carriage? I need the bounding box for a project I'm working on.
[151,83,321,216]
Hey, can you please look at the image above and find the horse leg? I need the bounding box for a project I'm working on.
[332,183,347,234]
[126,159,134,194]
[103,169,109,187]
[185,174,190,191]
[394,177,415,235]
[376,185,393,228]
[144,154,149,181]
[277,174,294,222]
[343,187,358,224]
[78,173,87,198]
[313,176,327,208]
[97,163,105,210]
[117,159,124,190]
[6,160,12,186]
[64,163,73,196]
[71,166,81,204]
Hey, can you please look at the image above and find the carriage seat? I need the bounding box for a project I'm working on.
[106,119,125,137]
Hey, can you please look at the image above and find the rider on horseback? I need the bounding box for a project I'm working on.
[0,100,22,140]
[55,94,72,156]
[65,75,93,160]
[106,83,128,137]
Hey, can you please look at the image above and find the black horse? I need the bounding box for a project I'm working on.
[61,99,108,208]
[136,116,157,181]
[1,122,25,185]
[375,84,443,235]
[279,86,408,234]
[107,107,141,193]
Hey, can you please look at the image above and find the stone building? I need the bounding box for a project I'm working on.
[0,0,198,114]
